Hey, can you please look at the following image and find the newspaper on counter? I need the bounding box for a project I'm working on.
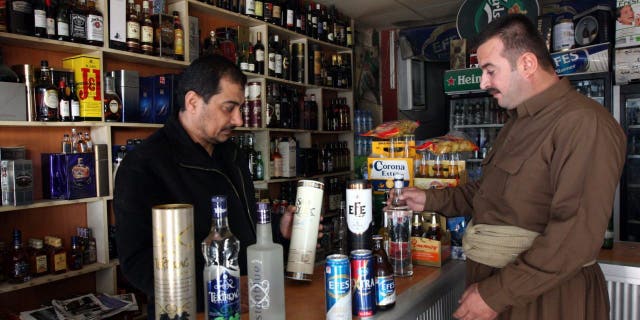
[19,293,137,320]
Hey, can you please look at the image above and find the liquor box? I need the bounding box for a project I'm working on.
[152,74,175,124]
[42,152,97,200]
[139,77,154,123]
[188,16,200,63]
[111,70,140,122]
[278,137,297,178]
[1,159,33,206]
[371,140,416,158]
[94,144,109,197]
[0,82,27,121]
[616,0,640,48]
[108,0,127,50]
[411,233,451,267]
[62,55,102,121]
[0,146,26,161]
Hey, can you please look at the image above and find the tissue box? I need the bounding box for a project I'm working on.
[42,153,97,200]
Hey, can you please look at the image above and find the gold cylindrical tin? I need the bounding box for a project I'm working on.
[286,179,325,281]
[152,204,196,320]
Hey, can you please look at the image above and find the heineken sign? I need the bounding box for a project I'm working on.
[456,0,540,39]
[444,68,484,94]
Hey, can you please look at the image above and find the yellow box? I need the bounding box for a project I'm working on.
[414,177,459,189]
[411,233,451,267]
[367,157,414,189]
[372,140,416,158]
[62,55,102,121]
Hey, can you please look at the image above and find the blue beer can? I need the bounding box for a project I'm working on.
[351,249,376,317]
[325,254,352,320]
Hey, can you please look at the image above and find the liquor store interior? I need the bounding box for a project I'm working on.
[1,0,640,319]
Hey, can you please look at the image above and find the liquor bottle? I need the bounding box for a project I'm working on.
[272,141,283,178]
[8,0,35,35]
[383,174,413,276]
[244,0,255,16]
[247,202,286,320]
[56,0,70,41]
[372,234,396,310]
[254,0,263,19]
[254,32,265,74]
[62,133,72,153]
[45,236,67,274]
[202,30,222,56]
[332,201,348,255]
[84,227,97,263]
[58,77,71,121]
[281,39,290,80]
[239,42,249,72]
[69,0,87,43]
[126,0,140,52]
[280,86,291,128]
[219,28,237,63]
[140,0,154,55]
[602,217,614,249]
[45,0,56,38]
[424,212,442,241]
[83,132,93,152]
[28,238,48,277]
[68,79,81,121]
[202,196,241,320]
[310,2,318,39]
[68,236,83,270]
[411,213,423,237]
[35,60,59,121]
[346,25,353,48]
[262,0,272,23]
[272,0,282,26]
[33,0,47,37]
[306,1,313,37]
[255,151,264,180]
[8,229,31,283]
[295,0,304,34]
[172,11,184,60]
[284,0,294,30]
[246,133,258,179]
[103,75,123,121]
[267,34,277,77]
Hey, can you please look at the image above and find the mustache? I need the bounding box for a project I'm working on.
[486,88,500,95]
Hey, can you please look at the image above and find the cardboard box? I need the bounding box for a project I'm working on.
[0,146,26,161]
[278,137,297,178]
[42,153,97,200]
[411,232,451,267]
[152,74,174,124]
[1,159,33,206]
[108,0,127,50]
[0,82,27,121]
[62,55,102,121]
[371,140,416,158]
[139,77,154,123]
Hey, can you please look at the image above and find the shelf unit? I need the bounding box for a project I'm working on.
[0,0,354,309]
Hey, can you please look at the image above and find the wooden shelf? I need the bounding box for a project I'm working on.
[0,261,118,294]
[102,47,188,69]
[186,0,264,27]
[0,120,104,127]
[0,197,107,213]
[0,32,101,55]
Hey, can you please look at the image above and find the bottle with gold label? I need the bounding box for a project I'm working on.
[103,76,123,121]
[172,11,184,60]
[29,238,49,277]
[45,236,67,274]
[140,0,154,55]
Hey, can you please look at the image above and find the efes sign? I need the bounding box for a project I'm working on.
[456,0,540,39]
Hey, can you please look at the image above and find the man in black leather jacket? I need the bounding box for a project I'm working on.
[114,55,294,315]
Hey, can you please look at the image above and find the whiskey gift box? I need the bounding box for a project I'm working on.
[1,159,34,206]
[42,153,97,200]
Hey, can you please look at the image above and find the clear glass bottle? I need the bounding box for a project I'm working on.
[332,200,348,255]
[28,238,49,277]
[202,195,241,320]
[383,173,413,276]
[247,202,285,320]
[8,229,31,283]
[103,75,123,121]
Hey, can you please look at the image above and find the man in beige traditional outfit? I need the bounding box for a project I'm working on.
[392,14,626,320]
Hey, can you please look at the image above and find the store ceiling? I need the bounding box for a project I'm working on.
[317,0,464,29]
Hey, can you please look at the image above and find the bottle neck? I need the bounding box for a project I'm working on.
[391,187,405,206]
[211,215,230,231]
[256,222,273,244]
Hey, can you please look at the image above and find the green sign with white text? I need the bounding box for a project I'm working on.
[444,68,484,94]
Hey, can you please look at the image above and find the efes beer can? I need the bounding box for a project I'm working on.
[325,254,352,320]
[351,249,375,317]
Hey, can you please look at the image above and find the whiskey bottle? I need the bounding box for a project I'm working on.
[254,31,265,75]
[58,77,71,121]
[140,0,154,55]
[172,11,184,60]
[8,229,31,283]
[35,60,59,121]
[85,0,103,46]
[125,0,140,52]
[255,151,264,180]
[69,0,87,43]
[33,0,47,37]
[68,236,83,270]
[247,202,286,319]
[103,75,123,121]
[28,238,49,277]
[45,236,67,274]
[56,0,70,41]
[71,157,91,185]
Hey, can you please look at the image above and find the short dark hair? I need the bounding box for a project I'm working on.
[471,14,555,72]
[175,54,247,114]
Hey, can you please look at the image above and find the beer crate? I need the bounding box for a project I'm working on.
[62,55,103,121]
[411,214,451,268]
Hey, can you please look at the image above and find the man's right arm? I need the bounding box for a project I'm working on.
[422,181,479,217]
[113,153,156,296]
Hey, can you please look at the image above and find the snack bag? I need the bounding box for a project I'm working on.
[361,120,419,139]
[415,131,479,154]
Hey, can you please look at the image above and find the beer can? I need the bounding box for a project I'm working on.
[346,180,373,251]
[325,254,352,320]
[351,249,375,317]
[151,204,197,320]
[286,179,325,281]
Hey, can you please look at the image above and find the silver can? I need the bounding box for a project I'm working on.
[286,179,325,281]
[346,180,373,251]
[152,204,197,320]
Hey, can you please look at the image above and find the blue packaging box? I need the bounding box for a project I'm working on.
[153,74,175,124]
[139,77,155,123]
[42,153,97,200]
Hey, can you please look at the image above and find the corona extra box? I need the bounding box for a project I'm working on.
[367,158,414,190]
[62,55,102,121]
[371,140,416,158]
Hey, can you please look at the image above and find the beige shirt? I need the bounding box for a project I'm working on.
[424,78,626,312]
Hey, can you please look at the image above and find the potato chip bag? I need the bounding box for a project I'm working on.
[360,120,419,139]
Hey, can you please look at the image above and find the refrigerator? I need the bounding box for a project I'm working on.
[617,84,640,241]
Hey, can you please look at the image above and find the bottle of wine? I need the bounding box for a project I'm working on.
[254,31,265,75]
[58,77,71,121]
[33,0,47,37]
[247,202,285,319]
[56,0,70,41]
[45,0,56,38]
[68,79,81,121]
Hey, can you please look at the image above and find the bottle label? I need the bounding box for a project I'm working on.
[127,21,140,40]
[268,52,275,71]
[240,62,249,71]
[248,62,255,72]
[71,100,80,117]
[245,0,255,15]
[272,5,281,20]
[275,54,282,74]
[44,89,59,108]
[72,161,91,186]
[254,1,263,17]
[34,9,47,28]
[12,1,33,14]
[54,252,67,272]
[11,261,29,279]
[47,17,56,35]
[286,10,294,27]
[375,275,396,306]
[141,25,153,43]
[35,255,48,273]
[256,49,265,62]
[207,268,241,319]
[174,29,184,55]
[70,13,87,38]
[60,100,70,117]
[108,99,119,113]
[86,14,104,42]
[345,188,372,233]
[57,21,70,37]
[249,260,271,311]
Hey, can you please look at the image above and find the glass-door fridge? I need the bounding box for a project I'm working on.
[618,84,640,241]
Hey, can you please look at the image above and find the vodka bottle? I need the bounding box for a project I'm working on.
[383,174,413,276]
[247,202,285,320]
[202,195,241,320]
